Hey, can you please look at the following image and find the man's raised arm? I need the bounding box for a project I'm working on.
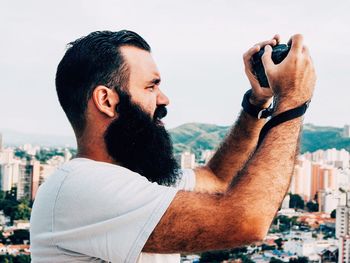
[194,35,284,193]
[143,34,316,253]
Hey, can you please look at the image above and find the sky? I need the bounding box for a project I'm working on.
[0,0,349,136]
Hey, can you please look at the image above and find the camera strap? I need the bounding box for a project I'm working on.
[257,100,311,147]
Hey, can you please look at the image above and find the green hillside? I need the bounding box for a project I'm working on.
[301,123,350,153]
[169,123,350,158]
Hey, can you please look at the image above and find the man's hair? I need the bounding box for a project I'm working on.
[55,30,151,135]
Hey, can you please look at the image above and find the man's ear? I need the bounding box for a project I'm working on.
[92,86,119,118]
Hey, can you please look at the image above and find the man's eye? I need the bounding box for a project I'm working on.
[147,86,155,92]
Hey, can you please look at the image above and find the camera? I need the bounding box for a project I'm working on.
[251,44,290,88]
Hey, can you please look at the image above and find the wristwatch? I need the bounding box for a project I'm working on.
[241,89,273,119]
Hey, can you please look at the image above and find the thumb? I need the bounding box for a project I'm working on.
[261,45,274,71]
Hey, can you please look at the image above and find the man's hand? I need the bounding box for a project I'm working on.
[193,35,284,193]
[243,35,281,107]
[261,34,316,114]
[193,35,285,193]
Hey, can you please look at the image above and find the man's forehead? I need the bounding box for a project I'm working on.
[120,46,160,81]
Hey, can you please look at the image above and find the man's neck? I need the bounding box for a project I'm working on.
[75,150,116,164]
[76,135,117,165]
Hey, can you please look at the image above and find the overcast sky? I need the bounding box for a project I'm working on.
[0,0,349,136]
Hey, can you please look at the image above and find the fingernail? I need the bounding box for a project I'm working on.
[265,45,272,51]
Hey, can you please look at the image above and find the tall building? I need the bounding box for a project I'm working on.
[343,125,350,138]
[0,161,20,191]
[180,152,196,169]
[17,159,40,200]
[289,157,312,201]
[0,148,14,164]
[281,194,290,209]
[306,148,350,169]
[338,169,350,188]
[0,148,20,191]
[336,190,350,263]
[335,149,350,169]
[201,150,215,165]
[340,238,350,263]
[318,189,339,214]
[311,164,337,200]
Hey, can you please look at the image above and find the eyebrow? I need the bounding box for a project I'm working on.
[148,78,161,85]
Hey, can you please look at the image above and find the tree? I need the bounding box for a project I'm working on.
[0,199,18,220]
[289,257,308,263]
[0,255,31,263]
[289,194,304,209]
[13,255,31,263]
[274,238,283,250]
[331,209,336,218]
[240,255,254,263]
[270,257,284,263]
[261,244,275,251]
[0,231,7,244]
[199,250,230,263]
[0,188,21,222]
[230,247,248,254]
[306,201,319,212]
[13,199,31,221]
[0,255,13,263]
[8,229,30,244]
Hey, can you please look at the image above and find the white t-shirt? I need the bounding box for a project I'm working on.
[30,158,196,263]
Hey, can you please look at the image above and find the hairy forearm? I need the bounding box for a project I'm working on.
[226,116,302,233]
[207,110,266,183]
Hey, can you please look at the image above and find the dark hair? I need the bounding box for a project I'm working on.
[55,30,151,135]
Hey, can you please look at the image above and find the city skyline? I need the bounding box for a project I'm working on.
[0,141,348,261]
[1,0,350,136]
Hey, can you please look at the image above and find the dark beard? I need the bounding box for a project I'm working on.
[104,91,180,186]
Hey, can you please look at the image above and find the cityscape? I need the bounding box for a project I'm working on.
[2,1,349,262]
[0,124,349,262]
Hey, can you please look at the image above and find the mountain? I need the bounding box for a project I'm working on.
[1,123,349,155]
[301,123,350,153]
[169,123,350,157]
[0,129,76,148]
[170,123,228,155]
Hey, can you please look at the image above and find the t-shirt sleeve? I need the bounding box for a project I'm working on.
[53,164,179,263]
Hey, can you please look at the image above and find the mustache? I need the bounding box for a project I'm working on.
[153,105,167,121]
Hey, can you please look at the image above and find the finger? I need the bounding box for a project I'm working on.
[302,46,314,64]
[243,35,281,63]
[302,45,310,55]
[261,45,275,70]
[273,34,281,44]
[256,38,278,49]
[243,45,260,66]
[290,34,304,53]
[243,38,278,66]
[244,45,260,59]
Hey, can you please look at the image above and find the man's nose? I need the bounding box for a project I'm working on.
[157,89,170,106]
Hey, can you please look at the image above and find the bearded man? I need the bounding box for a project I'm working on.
[30,30,316,262]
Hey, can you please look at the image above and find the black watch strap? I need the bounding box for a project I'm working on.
[241,89,273,119]
[257,100,311,147]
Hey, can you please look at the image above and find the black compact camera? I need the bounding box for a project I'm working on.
[251,44,290,88]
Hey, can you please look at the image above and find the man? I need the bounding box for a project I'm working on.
[30,30,316,262]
